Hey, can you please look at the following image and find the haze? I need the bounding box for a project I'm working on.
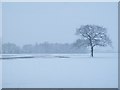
[2,2,118,51]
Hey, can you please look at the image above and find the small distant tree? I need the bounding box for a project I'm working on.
[75,25,112,57]
[2,43,21,54]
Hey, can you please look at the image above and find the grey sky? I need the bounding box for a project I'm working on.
[2,2,118,51]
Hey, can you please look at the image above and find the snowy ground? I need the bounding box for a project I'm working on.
[2,53,118,88]
[0,55,2,89]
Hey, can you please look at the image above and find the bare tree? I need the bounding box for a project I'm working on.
[75,25,112,57]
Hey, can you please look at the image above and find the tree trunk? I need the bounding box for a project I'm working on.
[91,46,93,57]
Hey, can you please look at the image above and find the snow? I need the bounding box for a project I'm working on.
[2,53,118,88]
[0,55,2,89]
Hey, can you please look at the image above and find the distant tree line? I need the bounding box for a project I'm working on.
[2,42,88,54]
[1,25,111,57]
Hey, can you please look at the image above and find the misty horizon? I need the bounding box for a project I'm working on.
[1,2,118,88]
[2,2,118,52]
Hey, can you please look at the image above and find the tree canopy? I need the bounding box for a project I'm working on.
[75,25,112,57]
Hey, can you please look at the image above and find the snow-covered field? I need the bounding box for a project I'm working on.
[0,56,2,89]
[2,53,118,88]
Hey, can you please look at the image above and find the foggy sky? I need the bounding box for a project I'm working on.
[0,3,2,38]
[2,2,118,51]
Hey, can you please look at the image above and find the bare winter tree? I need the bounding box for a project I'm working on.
[75,25,112,57]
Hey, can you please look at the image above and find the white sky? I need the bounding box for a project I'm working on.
[2,2,118,51]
